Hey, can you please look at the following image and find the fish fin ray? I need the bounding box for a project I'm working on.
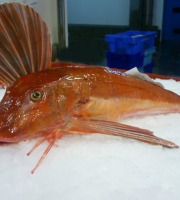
[31,138,55,174]
[28,131,64,174]
[0,3,52,86]
[68,117,179,149]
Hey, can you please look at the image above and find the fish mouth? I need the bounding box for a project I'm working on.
[0,130,19,143]
[0,125,26,143]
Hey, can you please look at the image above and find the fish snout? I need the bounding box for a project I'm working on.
[0,124,21,142]
[0,115,23,142]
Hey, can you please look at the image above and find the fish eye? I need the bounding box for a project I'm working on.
[30,90,43,101]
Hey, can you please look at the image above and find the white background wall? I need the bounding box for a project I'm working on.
[37,0,58,44]
[67,0,130,26]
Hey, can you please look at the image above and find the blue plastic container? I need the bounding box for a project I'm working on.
[105,31,157,55]
[143,47,156,66]
[106,51,144,70]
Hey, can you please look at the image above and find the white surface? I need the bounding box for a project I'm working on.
[0,78,180,200]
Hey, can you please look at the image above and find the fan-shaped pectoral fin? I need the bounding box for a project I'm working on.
[0,3,52,86]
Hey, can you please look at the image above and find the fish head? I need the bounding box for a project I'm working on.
[0,70,73,142]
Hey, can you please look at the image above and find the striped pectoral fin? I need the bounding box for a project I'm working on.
[68,117,179,149]
[0,3,52,86]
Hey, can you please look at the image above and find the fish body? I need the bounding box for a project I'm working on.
[0,3,180,173]
[1,64,180,141]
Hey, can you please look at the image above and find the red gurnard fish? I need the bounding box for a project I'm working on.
[0,3,180,173]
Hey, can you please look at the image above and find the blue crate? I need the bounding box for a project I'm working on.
[105,30,157,55]
[106,51,144,70]
[143,47,156,66]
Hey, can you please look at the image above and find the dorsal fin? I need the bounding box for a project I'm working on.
[0,2,52,86]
